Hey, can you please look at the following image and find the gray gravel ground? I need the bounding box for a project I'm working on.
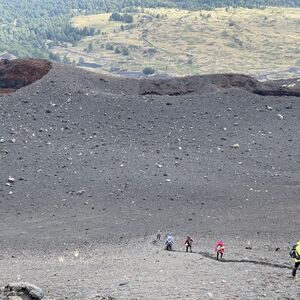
[0,64,299,299]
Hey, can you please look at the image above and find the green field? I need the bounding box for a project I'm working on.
[52,7,300,79]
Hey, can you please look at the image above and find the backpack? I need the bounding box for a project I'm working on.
[290,245,300,259]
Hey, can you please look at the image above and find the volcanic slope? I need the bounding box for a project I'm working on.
[0,63,299,254]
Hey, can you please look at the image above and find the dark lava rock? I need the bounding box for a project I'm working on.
[2,282,44,299]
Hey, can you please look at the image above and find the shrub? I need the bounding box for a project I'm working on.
[105,43,114,51]
[109,13,133,23]
[143,67,155,75]
[122,48,129,56]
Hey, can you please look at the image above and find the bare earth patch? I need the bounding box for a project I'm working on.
[54,7,300,79]
[0,63,299,299]
[0,59,52,96]
[0,238,299,299]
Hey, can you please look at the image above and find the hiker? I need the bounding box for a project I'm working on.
[214,239,225,260]
[165,233,174,251]
[157,230,161,241]
[290,241,300,277]
[184,236,194,252]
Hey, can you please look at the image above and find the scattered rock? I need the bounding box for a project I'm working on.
[118,282,129,286]
[245,240,252,250]
[276,114,284,120]
[7,296,23,300]
[2,282,44,300]
[8,176,15,183]
[76,189,85,195]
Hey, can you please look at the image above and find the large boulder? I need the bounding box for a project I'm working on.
[2,282,44,300]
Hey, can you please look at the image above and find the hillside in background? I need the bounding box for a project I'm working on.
[52,7,300,80]
[0,0,300,59]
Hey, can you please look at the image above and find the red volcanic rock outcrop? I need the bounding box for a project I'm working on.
[0,58,52,95]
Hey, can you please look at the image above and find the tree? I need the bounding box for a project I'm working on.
[143,67,155,75]
[109,13,133,23]
[84,42,93,53]
[78,57,85,65]
[123,14,133,23]
[105,43,114,50]
[109,13,122,22]
[122,48,129,56]
[62,55,71,64]
[49,52,61,62]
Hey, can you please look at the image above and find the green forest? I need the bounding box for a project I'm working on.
[0,0,299,59]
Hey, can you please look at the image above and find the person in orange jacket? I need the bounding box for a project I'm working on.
[214,239,225,260]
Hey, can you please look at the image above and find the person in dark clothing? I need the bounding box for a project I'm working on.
[184,236,193,252]
[293,262,300,277]
[157,230,161,241]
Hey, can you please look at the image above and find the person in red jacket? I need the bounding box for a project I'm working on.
[184,236,194,252]
[214,239,225,260]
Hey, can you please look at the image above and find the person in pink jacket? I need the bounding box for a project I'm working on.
[214,239,225,260]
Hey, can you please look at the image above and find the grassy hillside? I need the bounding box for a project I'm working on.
[52,7,300,79]
[0,1,299,59]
